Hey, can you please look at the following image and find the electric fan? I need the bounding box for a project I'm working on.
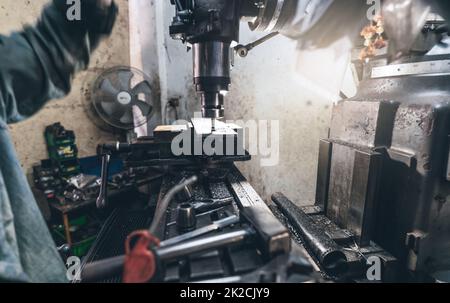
[91,66,154,130]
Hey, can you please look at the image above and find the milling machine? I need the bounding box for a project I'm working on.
[80,0,450,283]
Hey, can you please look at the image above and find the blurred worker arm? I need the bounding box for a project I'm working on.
[280,0,368,49]
[0,0,117,125]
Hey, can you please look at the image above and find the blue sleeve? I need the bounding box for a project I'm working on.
[0,0,117,124]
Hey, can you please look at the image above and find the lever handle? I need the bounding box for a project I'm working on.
[96,153,111,209]
[234,32,279,57]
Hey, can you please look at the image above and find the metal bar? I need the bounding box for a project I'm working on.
[371,60,450,78]
[246,32,279,50]
[271,193,347,276]
[157,228,254,261]
[347,150,382,246]
[159,215,240,247]
[228,168,291,256]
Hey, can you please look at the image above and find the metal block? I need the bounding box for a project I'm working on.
[327,143,382,246]
[327,143,355,228]
[154,124,189,142]
[347,150,382,246]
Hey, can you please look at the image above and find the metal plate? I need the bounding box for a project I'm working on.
[371,60,450,78]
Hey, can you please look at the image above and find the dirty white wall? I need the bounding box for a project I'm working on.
[0,0,130,172]
[129,1,355,206]
[228,33,334,206]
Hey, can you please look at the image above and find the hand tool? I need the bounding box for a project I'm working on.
[160,215,240,247]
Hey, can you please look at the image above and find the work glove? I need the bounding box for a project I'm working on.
[52,0,118,34]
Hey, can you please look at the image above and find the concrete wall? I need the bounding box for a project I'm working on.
[129,2,356,206]
[0,0,130,172]
[229,31,333,206]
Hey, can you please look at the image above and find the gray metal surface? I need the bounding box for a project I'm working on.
[320,54,450,277]
[157,229,253,261]
[371,60,450,78]
[227,168,269,209]
[193,42,231,78]
[159,215,240,247]
[272,192,347,275]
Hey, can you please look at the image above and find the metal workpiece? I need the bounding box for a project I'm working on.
[271,193,347,276]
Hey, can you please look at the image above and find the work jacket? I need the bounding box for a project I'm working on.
[0,0,116,282]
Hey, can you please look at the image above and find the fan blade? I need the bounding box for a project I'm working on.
[119,109,134,125]
[100,100,119,116]
[131,80,152,95]
[110,105,127,121]
[117,70,134,91]
[134,99,153,117]
[100,78,120,96]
